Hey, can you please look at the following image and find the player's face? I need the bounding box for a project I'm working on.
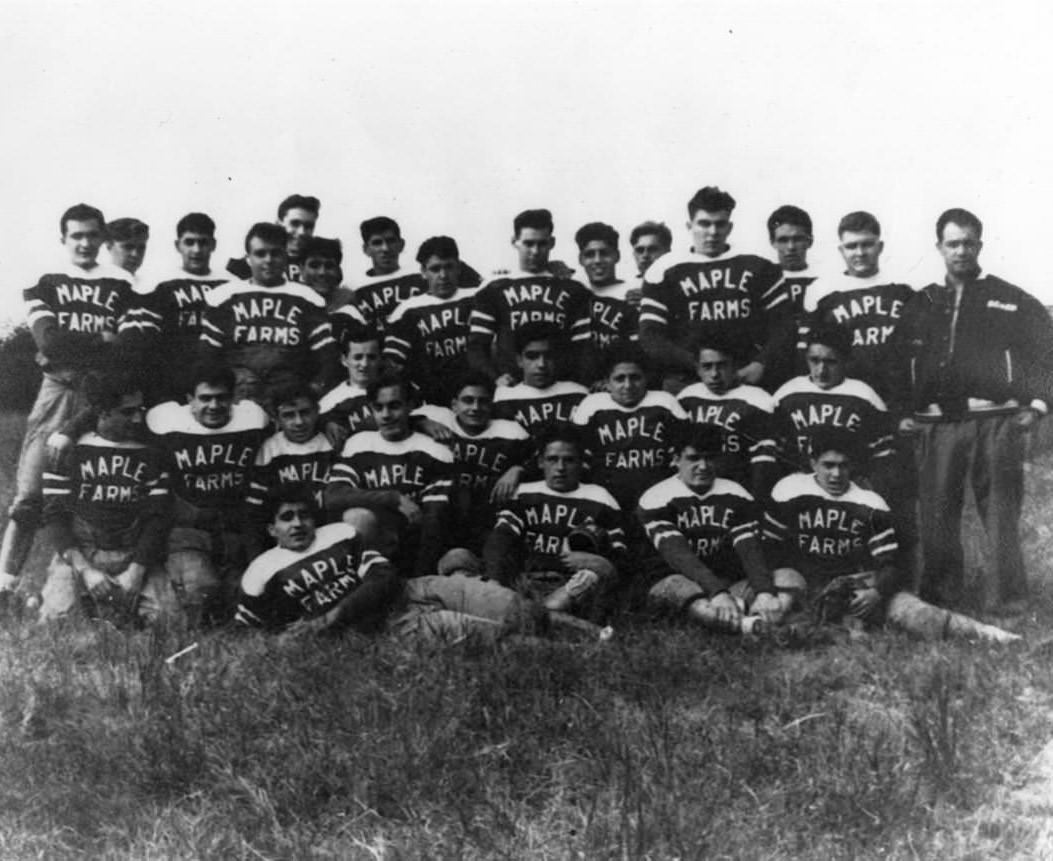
[269,501,317,552]
[276,396,319,444]
[632,233,669,274]
[771,223,813,272]
[811,450,852,496]
[99,391,146,443]
[607,362,648,408]
[451,385,494,434]
[109,238,148,275]
[246,237,288,287]
[516,339,556,388]
[674,445,719,494]
[176,231,216,275]
[698,348,736,395]
[806,344,846,390]
[343,341,381,386]
[688,209,733,257]
[302,254,342,296]
[838,230,882,278]
[188,382,233,429]
[937,222,983,280]
[363,230,404,275]
[421,254,460,299]
[62,218,105,267]
[579,240,619,287]
[280,207,317,258]
[538,441,582,493]
[371,384,412,441]
[512,227,554,273]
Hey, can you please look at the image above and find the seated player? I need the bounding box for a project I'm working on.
[38,370,170,624]
[146,361,269,625]
[300,236,356,313]
[574,222,639,357]
[482,423,626,617]
[318,324,383,448]
[413,372,529,553]
[772,326,894,484]
[244,382,335,560]
[629,220,672,279]
[493,323,589,437]
[572,344,687,512]
[384,236,480,404]
[325,373,454,578]
[677,336,779,500]
[200,222,341,404]
[763,430,1018,642]
[106,217,150,280]
[636,425,793,633]
[227,194,320,283]
[468,208,593,385]
[640,186,792,393]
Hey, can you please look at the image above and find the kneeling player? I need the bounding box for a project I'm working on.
[763,430,1018,643]
[636,425,793,633]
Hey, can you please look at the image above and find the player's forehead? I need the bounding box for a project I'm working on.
[677,444,719,460]
[281,207,317,225]
[277,397,316,414]
[839,229,879,245]
[690,208,731,224]
[372,384,407,405]
[423,254,458,268]
[520,339,553,356]
[64,218,103,237]
[179,231,213,244]
[275,501,314,519]
[633,233,665,248]
[698,347,732,364]
[806,343,841,359]
[939,222,981,243]
[773,222,810,239]
[542,440,580,459]
[366,229,400,245]
[581,239,615,255]
[814,449,850,465]
[609,361,644,378]
[305,253,338,266]
[455,385,492,401]
[193,382,232,399]
[515,226,552,242]
[346,340,380,356]
[247,236,284,253]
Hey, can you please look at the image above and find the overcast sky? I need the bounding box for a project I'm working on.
[1,0,1050,329]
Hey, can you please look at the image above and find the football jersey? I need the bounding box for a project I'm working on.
[351,269,426,330]
[493,381,588,436]
[764,473,897,582]
[779,267,820,318]
[329,302,372,350]
[493,480,626,557]
[245,432,335,521]
[468,271,593,378]
[384,288,479,403]
[587,281,639,351]
[772,376,893,470]
[42,432,169,550]
[330,431,454,506]
[24,262,135,374]
[199,280,339,381]
[636,476,761,584]
[803,273,914,396]
[146,400,268,514]
[640,247,789,371]
[677,382,778,488]
[572,391,687,510]
[235,523,394,628]
[318,381,376,435]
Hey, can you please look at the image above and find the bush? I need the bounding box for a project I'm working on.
[0,326,41,411]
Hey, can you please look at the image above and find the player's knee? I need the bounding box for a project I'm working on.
[773,567,806,608]
[8,498,41,529]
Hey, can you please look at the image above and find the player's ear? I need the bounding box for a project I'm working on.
[173,238,181,254]
[726,221,734,237]
[267,522,278,541]
[876,240,884,256]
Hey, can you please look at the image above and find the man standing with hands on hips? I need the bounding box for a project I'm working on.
[896,208,1053,615]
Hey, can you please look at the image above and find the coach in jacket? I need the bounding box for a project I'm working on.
[896,208,1053,614]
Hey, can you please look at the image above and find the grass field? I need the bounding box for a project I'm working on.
[0,410,1052,859]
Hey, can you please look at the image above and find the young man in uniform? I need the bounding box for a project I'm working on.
[227,194,320,283]
[629,221,672,279]
[318,324,383,447]
[767,205,817,317]
[574,222,639,360]
[106,218,150,280]
[300,236,355,313]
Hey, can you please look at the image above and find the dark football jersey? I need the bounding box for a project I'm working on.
[318,381,376,435]
[572,391,687,510]
[245,432,335,523]
[235,523,394,628]
[493,381,588,437]
[351,269,426,330]
[330,431,454,506]
[587,281,639,351]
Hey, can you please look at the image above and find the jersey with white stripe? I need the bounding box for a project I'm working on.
[331,431,454,506]
[493,381,588,437]
[245,432,335,519]
[351,269,426,330]
[318,381,376,435]
[587,280,639,350]
[493,480,625,557]
[678,383,778,484]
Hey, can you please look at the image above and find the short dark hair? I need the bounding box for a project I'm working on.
[366,371,413,405]
[176,212,215,238]
[277,195,320,221]
[536,422,585,457]
[806,324,853,359]
[303,236,343,265]
[936,208,983,241]
[416,235,460,265]
[270,380,319,412]
[186,360,235,396]
[245,222,288,252]
[513,209,553,237]
[687,187,736,218]
[84,369,143,414]
[672,423,725,456]
[264,481,319,524]
[629,221,672,250]
[339,324,382,352]
[61,203,105,235]
[838,211,881,237]
[360,216,401,242]
[600,342,649,378]
[808,428,863,464]
[106,218,149,242]
[696,333,746,364]
[452,371,496,400]
[513,321,563,354]
[767,205,812,240]
[574,222,619,251]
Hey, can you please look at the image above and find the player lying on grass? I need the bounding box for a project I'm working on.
[635,424,794,634]
[763,428,1020,643]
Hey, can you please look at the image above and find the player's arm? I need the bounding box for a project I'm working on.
[636,505,727,597]
[324,550,403,631]
[467,286,501,380]
[729,505,775,596]
[638,280,697,375]
[410,466,455,578]
[482,506,525,586]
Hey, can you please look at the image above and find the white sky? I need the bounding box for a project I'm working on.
[1,0,1051,329]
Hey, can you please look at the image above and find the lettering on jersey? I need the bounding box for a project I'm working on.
[276,460,330,485]
[788,403,862,433]
[686,298,751,322]
[596,415,665,446]
[56,311,116,332]
[524,502,585,554]
[688,404,743,451]
[603,448,666,470]
[173,441,255,495]
[678,267,754,296]
[798,506,864,534]
[79,454,148,484]
[358,462,426,490]
[279,549,361,610]
[507,398,578,430]
[54,282,120,310]
[171,283,211,309]
[360,281,420,317]
[452,441,510,485]
[675,504,733,532]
